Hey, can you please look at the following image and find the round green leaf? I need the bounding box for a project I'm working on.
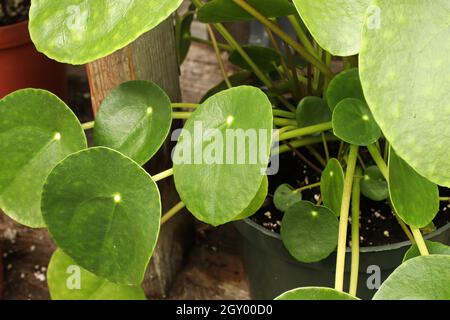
[29,0,183,64]
[389,149,439,228]
[198,0,296,23]
[273,183,302,212]
[229,45,281,73]
[48,249,146,300]
[42,147,161,285]
[234,176,268,220]
[276,287,358,300]
[332,98,381,146]
[293,0,370,56]
[404,241,450,262]
[173,86,273,226]
[176,9,195,64]
[373,255,450,300]
[360,0,450,187]
[281,201,339,263]
[361,165,389,201]
[326,68,365,111]
[0,89,86,228]
[296,96,331,128]
[93,81,172,165]
[321,158,344,216]
[201,71,254,103]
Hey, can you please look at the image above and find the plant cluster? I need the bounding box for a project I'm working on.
[0,0,449,300]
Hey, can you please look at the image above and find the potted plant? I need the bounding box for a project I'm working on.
[0,0,67,99]
[0,0,449,301]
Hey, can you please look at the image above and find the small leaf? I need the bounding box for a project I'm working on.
[198,0,296,23]
[281,201,339,263]
[29,0,183,64]
[234,176,268,220]
[42,147,161,285]
[389,148,439,228]
[321,158,344,216]
[276,287,358,300]
[403,241,450,262]
[0,89,86,228]
[360,0,450,187]
[273,184,302,212]
[293,0,370,56]
[48,249,146,300]
[326,68,365,111]
[93,81,172,165]
[332,98,381,146]
[201,71,254,103]
[173,86,273,226]
[361,165,389,201]
[296,96,331,128]
[373,255,450,300]
[229,45,281,73]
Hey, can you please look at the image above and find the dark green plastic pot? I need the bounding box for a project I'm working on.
[234,219,450,300]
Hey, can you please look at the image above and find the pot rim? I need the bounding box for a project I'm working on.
[242,217,450,253]
[0,20,30,50]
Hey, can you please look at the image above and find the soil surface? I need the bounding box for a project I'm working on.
[252,147,450,247]
[0,0,30,26]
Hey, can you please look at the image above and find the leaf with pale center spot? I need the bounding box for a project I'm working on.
[296,96,331,128]
[321,158,344,216]
[0,89,86,228]
[360,0,450,187]
[48,249,146,300]
[373,255,450,300]
[332,98,381,146]
[326,68,365,111]
[388,148,439,228]
[293,0,370,56]
[93,81,172,165]
[173,86,273,227]
[281,201,338,263]
[361,165,389,201]
[29,0,183,64]
[276,287,358,300]
[42,147,161,285]
[273,183,302,212]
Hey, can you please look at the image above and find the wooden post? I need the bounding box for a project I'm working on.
[86,17,194,299]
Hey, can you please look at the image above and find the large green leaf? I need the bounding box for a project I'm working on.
[0,89,86,228]
[229,45,281,73]
[321,158,344,216]
[29,0,183,64]
[197,0,296,23]
[273,183,302,212]
[361,165,389,201]
[42,147,161,285]
[293,0,370,56]
[360,0,450,187]
[296,96,331,128]
[326,68,365,111]
[234,176,268,220]
[48,249,146,300]
[281,201,338,263]
[373,255,450,300]
[403,241,450,262]
[276,287,358,300]
[173,86,273,226]
[389,149,439,228]
[93,81,172,165]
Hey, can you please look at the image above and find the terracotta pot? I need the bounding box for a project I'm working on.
[0,20,67,99]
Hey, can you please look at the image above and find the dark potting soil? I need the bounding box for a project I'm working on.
[252,145,450,247]
[0,0,30,26]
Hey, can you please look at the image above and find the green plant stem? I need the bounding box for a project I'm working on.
[278,122,332,141]
[153,168,174,182]
[321,133,330,162]
[285,142,323,174]
[287,15,319,59]
[411,227,430,256]
[273,117,297,127]
[274,134,339,155]
[440,197,450,201]
[231,0,332,77]
[161,201,186,226]
[335,145,359,292]
[295,181,321,193]
[367,144,389,180]
[82,121,95,130]
[306,145,326,167]
[272,109,295,119]
[172,103,199,109]
[350,166,362,297]
[207,25,232,88]
[173,112,192,119]
[188,36,233,51]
